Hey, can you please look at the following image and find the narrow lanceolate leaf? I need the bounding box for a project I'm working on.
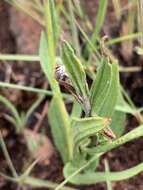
[72,116,111,152]
[70,101,82,119]
[48,95,73,163]
[44,0,60,49]
[110,92,127,137]
[115,91,135,115]
[48,0,60,46]
[64,125,143,185]
[110,110,126,137]
[87,0,108,52]
[39,32,60,93]
[20,176,77,190]
[90,58,112,114]
[39,32,54,81]
[92,0,108,40]
[41,0,61,93]
[62,41,89,99]
[87,124,143,154]
[90,58,119,117]
[64,159,143,185]
[99,61,119,117]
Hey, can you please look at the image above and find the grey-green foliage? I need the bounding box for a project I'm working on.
[58,37,143,187]
[40,0,74,165]
[72,116,110,153]
[2,0,143,188]
[63,124,143,185]
[86,0,108,54]
[39,32,53,82]
[110,110,126,137]
[64,151,143,185]
[48,94,73,163]
[110,91,127,137]
[62,41,90,116]
[62,41,89,99]
[90,57,119,117]
[60,40,128,184]
[48,0,60,47]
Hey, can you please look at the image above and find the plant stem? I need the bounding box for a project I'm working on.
[0,131,18,178]
[68,0,81,57]
[0,54,39,61]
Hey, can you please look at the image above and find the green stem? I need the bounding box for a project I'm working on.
[68,0,81,57]
[0,54,39,61]
[0,131,18,178]
[0,82,71,99]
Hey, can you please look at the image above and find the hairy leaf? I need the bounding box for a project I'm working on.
[86,124,143,154]
[70,101,82,119]
[39,32,54,82]
[90,58,119,117]
[90,58,112,114]
[110,110,126,137]
[91,0,108,43]
[62,41,89,99]
[39,32,60,93]
[72,116,111,152]
[48,95,73,163]
[48,0,60,46]
[115,92,135,115]
[64,160,143,185]
[86,0,108,53]
[99,61,119,117]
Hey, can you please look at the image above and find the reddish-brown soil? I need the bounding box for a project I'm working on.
[0,1,143,190]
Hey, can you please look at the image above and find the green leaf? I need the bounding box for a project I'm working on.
[90,58,112,114]
[39,32,54,82]
[87,124,143,154]
[62,41,89,99]
[87,0,108,51]
[44,0,60,49]
[48,95,73,163]
[63,125,143,185]
[39,32,60,93]
[115,92,136,115]
[60,154,101,190]
[48,0,60,46]
[41,0,60,94]
[110,110,126,137]
[90,58,119,117]
[68,0,81,57]
[70,100,82,119]
[18,176,77,190]
[72,116,111,152]
[92,0,108,39]
[64,160,143,185]
[110,91,126,137]
[99,62,119,117]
